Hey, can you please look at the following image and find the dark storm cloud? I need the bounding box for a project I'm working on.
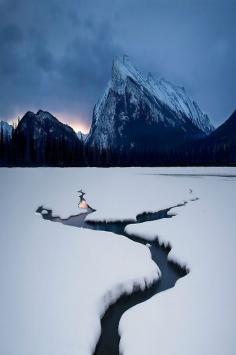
[0,0,121,128]
[0,0,235,129]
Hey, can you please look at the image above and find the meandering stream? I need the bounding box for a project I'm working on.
[36,192,189,355]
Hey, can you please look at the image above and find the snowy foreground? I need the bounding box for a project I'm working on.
[0,167,236,355]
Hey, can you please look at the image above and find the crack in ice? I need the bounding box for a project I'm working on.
[36,191,198,355]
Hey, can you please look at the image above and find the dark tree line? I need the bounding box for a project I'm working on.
[1,129,235,167]
[0,127,85,167]
[0,125,12,165]
[84,141,236,167]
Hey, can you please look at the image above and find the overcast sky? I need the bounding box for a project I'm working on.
[0,0,235,132]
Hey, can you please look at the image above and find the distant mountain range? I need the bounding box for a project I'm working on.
[0,56,235,166]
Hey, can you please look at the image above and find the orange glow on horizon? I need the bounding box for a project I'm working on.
[69,122,90,135]
[55,112,91,134]
[7,114,24,127]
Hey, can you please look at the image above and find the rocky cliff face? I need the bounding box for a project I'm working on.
[17,110,79,142]
[15,110,83,165]
[86,56,214,155]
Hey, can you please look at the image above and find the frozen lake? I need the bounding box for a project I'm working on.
[0,167,236,355]
[37,196,187,355]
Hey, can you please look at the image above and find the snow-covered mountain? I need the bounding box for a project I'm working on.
[0,121,13,141]
[15,110,83,165]
[17,110,79,141]
[86,56,214,154]
[147,75,214,134]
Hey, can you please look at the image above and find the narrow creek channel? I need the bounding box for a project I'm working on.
[36,191,189,355]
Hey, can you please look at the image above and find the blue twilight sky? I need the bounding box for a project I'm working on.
[0,0,235,132]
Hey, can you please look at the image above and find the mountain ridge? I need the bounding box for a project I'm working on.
[86,56,214,156]
[0,107,235,166]
[11,110,83,166]
[1,57,235,166]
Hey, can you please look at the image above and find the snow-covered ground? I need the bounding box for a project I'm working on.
[0,167,235,355]
[120,170,236,355]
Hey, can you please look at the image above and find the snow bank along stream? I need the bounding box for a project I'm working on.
[37,191,189,355]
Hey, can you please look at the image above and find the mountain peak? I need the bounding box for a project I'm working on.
[111,55,145,93]
[36,110,55,120]
[87,56,215,154]
[112,55,135,72]
[37,109,45,115]
[110,56,214,133]
[23,110,52,120]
